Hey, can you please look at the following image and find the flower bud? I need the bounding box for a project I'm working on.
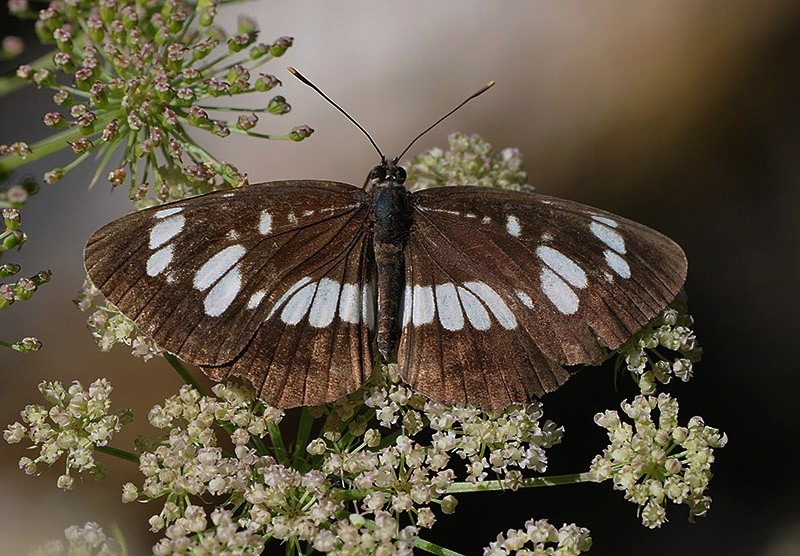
[13,337,42,353]
[44,168,64,184]
[267,95,290,115]
[255,73,280,92]
[0,263,21,277]
[289,125,314,142]
[269,36,293,57]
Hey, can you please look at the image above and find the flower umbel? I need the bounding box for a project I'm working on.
[2,0,313,206]
[589,393,728,528]
[29,521,122,556]
[407,132,531,192]
[74,277,162,360]
[4,379,132,490]
[484,519,592,556]
[615,297,702,395]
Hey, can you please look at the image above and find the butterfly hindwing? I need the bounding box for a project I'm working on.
[85,180,377,406]
[398,186,686,409]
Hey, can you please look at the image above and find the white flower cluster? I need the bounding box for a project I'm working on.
[484,519,592,556]
[588,393,727,528]
[122,366,562,553]
[74,278,162,361]
[29,521,122,556]
[407,133,532,192]
[617,301,701,395]
[3,379,130,490]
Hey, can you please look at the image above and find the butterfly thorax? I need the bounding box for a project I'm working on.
[368,162,413,360]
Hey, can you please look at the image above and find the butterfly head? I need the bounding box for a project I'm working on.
[366,159,407,189]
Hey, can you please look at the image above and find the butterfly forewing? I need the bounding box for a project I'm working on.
[398,186,686,409]
[85,180,377,406]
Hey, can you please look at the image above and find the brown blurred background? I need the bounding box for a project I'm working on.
[2,1,799,554]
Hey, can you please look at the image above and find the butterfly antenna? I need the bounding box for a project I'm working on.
[288,67,386,161]
[394,80,495,163]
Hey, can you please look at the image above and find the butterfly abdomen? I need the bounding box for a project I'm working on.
[372,184,413,360]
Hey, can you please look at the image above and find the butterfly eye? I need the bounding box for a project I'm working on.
[394,167,407,183]
[369,165,387,182]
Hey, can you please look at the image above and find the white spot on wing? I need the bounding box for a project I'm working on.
[339,283,361,324]
[193,245,247,291]
[457,286,490,330]
[362,284,375,330]
[281,281,317,325]
[515,290,534,309]
[540,268,579,315]
[259,211,273,235]
[590,221,626,254]
[268,276,313,318]
[155,207,183,219]
[464,281,517,329]
[227,230,239,241]
[247,290,266,310]
[149,215,185,249]
[536,245,587,289]
[401,284,412,327]
[302,210,314,217]
[146,244,173,276]
[481,216,491,224]
[204,265,242,317]
[412,285,434,326]
[540,232,553,242]
[506,215,521,237]
[603,271,614,283]
[604,250,631,278]
[287,212,298,225]
[592,215,618,228]
[435,283,464,331]
[308,278,341,328]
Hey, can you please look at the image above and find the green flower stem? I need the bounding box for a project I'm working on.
[292,406,315,466]
[415,538,466,556]
[0,112,116,175]
[229,128,289,140]
[163,352,209,396]
[445,472,593,494]
[268,422,290,466]
[0,49,55,97]
[335,472,592,502]
[95,444,140,464]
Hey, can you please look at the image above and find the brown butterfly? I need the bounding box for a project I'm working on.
[84,70,686,410]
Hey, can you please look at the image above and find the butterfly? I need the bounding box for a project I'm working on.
[84,71,687,411]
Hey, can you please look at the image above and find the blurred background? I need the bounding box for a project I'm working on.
[1,1,799,554]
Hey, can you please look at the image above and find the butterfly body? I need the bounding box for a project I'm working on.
[368,162,414,360]
[85,161,686,410]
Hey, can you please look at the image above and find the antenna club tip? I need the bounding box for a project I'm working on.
[287,66,298,75]
[486,80,496,88]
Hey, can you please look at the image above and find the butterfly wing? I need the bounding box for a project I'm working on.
[399,186,687,409]
[85,180,377,407]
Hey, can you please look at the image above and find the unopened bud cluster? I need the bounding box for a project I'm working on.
[0,181,48,352]
[4,0,313,207]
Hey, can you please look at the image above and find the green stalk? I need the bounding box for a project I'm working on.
[415,538,466,556]
[268,422,289,465]
[445,472,592,494]
[0,49,55,97]
[292,406,315,467]
[95,444,140,464]
[163,352,208,396]
[0,111,116,175]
